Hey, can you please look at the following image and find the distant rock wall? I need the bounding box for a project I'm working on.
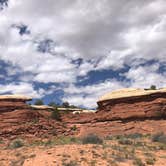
[97,93,166,121]
[63,89,166,137]
[0,100,31,112]
[0,95,32,113]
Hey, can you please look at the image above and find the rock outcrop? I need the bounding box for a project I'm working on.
[97,88,166,121]
[0,109,67,140]
[30,105,54,111]
[63,88,166,137]
[0,95,67,140]
[0,95,32,112]
[1,88,166,139]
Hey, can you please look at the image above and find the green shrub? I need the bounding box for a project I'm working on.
[62,160,78,166]
[70,125,77,131]
[118,139,133,145]
[10,139,24,149]
[146,157,156,165]
[152,132,166,144]
[126,133,143,139]
[105,135,113,140]
[82,134,103,144]
[133,157,145,166]
[51,108,61,121]
[0,138,3,144]
[34,99,44,105]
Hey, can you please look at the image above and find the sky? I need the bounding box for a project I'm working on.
[0,0,166,108]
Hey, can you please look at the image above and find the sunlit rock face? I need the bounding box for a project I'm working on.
[64,88,166,137]
[0,95,32,112]
[97,88,166,121]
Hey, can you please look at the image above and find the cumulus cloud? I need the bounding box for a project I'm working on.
[0,82,42,97]
[63,79,125,108]
[0,0,166,108]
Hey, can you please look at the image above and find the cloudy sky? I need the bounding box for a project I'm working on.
[0,0,166,108]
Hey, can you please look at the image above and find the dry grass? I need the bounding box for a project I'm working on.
[0,134,166,166]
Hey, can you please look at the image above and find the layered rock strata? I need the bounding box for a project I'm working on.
[96,88,166,121]
[63,88,166,137]
[0,95,32,112]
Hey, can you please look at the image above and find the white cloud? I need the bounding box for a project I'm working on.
[63,79,125,108]
[0,82,42,98]
[124,64,166,89]
[0,0,166,108]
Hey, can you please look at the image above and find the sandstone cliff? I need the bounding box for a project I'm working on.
[0,89,166,139]
[97,88,166,121]
[63,88,166,137]
[0,95,32,112]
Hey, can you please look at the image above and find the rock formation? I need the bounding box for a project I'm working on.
[1,88,166,139]
[63,88,166,137]
[97,88,166,121]
[0,95,66,140]
[0,95,32,112]
[30,105,54,111]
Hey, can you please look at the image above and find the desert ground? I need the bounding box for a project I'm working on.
[0,133,166,166]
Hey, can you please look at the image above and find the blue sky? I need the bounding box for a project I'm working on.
[0,0,166,108]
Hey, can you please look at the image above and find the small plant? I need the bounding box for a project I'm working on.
[118,138,133,145]
[10,139,24,149]
[146,157,156,165]
[70,125,77,131]
[51,108,61,121]
[34,99,44,105]
[0,138,3,144]
[105,135,113,140]
[150,85,156,90]
[90,160,96,166]
[62,160,78,166]
[113,154,126,162]
[133,157,145,166]
[114,135,124,140]
[126,133,143,139]
[152,132,166,144]
[82,134,103,144]
[44,140,53,146]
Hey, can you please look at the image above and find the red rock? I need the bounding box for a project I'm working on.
[97,88,166,121]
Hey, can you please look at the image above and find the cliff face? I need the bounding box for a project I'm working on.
[1,89,166,139]
[63,89,166,124]
[0,95,67,140]
[63,88,166,137]
[96,92,166,121]
[0,95,32,113]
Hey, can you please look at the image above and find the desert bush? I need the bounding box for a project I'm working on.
[62,160,78,166]
[133,157,145,166]
[126,133,143,139]
[152,132,166,144]
[0,138,3,144]
[51,108,61,121]
[105,135,114,140]
[82,134,103,144]
[114,135,124,140]
[34,99,44,105]
[146,157,156,165]
[118,138,133,145]
[70,125,77,131]
[10,139,24,149]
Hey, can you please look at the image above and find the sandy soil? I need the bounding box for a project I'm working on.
[0,135,166,166]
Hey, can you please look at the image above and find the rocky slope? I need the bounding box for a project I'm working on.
[0,95,68,140]
[63,88,166,137]
[0,88,166,139]
[97,88,166,121]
